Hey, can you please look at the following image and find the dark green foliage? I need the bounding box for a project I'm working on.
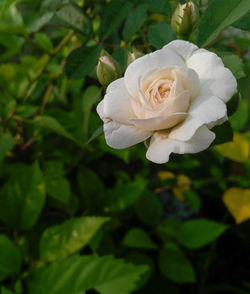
[0,0,249,293]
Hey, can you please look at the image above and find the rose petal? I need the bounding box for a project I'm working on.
[186,50,237,102]
[129,112,187,131]
[104,121,152,149]
[130,90,190,119]
[125,48,185,99]
[146,125,215,164]
[103,78,135,124]
[169,95,227,141]
[164,40,199,62]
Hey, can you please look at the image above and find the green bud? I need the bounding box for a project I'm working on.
[96,50,122,87]
[171,1,199,37]
[127,48,144,66]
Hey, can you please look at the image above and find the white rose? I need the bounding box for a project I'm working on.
[97,40,237,164]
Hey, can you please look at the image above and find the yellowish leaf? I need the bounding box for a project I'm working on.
[173,174,191,202]
[223,187,250,224]
[214,132,249,163]
[157,171,175,180]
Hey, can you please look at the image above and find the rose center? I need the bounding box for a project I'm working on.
[144,78,173,108]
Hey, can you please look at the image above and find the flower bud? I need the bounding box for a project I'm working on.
[127,48,144,66]
[96,50,122,87]
[171,1,199,37]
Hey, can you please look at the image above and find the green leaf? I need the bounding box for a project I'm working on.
[34,32,53,52]
[232,12,250,30]
[77,167,105,211]
[0,133,13,164]
[44,161,70,204]
[158,243,196,283]
[55,4,91,35]
[65,44,102,79]
[1,287,16,294]
[142,0,171,14]
[197,0,250,47]
[218,52,245,80]
[227,92,240,116]
[148,22,175,49]
[105,177,146,212]
[0,162,45,230]
[0,234,22,282]
[178,219,228,249]
[211,121,233,146]
[183,190,201,212]
[82,86,101,135]
[122,5,147,40]
[134,190,163,226]
[0,0,16,18]
[86,125,103,144]
[229,99,249,131]
[27,12,53,33]
[27,254,148,294]
[32,115,80,144]
[99,0,133,39]
[122,228,157,250]
[40,216,109,262]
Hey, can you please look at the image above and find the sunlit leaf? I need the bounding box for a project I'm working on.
[223,187,250,224]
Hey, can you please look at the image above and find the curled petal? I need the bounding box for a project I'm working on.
[125,48,185,99]
[129,112,187,131]
[164,40,199,62]
[104,121,152,149]
[186,51,237,102]
[169,95,227,141]
[103,78,135,124]
[146,125,215,164]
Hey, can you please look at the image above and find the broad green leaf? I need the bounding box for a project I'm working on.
[105,177,146,212]
[223,187,250,224]
[229,99,248,131]
[34,32,53,52]
[134,190,163,226]
[0,133,13,164]
[0,162,45,230]
[141,0,171,14]
[0,0,16,18]
[99,0,133,39]
[214,132,249,163]
[158,243,196,283]
[55,4,91,35]
[122,5,147,40]
[40,216,109,262]
[32,115,80,144]
[122,228,157,250]
[27,12,53,33]
[27,254,148,294]
[218,52,245,80]
[44,162,70,204]
[183,190,201,212]
[197,0,250,47]
[148,22,175,49]
[0,234,22,282]
[178,219,228,249]
[1,287,16,294]
[65,44,102,79]
[82,86,101,135]
[211,121,233,146]
[232,12,250,30]
[77,167,105,211]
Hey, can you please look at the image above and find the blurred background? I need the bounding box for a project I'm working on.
[0,0,249,293]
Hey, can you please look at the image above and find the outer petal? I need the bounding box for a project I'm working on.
[146,125,215,164]
[169,95,227,141]
[125,48,185,98]
[104,121,152,149]
[129,112,187,131]
[163,40,199,62]
[103,78,135,124]
[186,50,237,102]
